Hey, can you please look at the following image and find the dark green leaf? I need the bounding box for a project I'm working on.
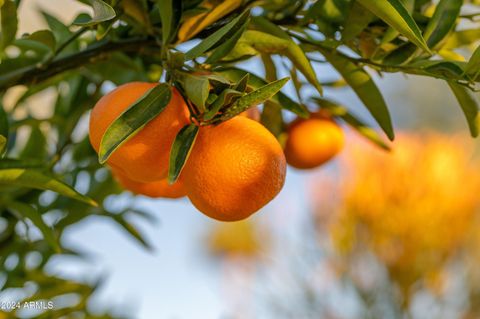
[0,168,97,206]
[0,0,17,50]
[74,0,116,26]
[19,126,48,160]
[18,29,56,52]
[465,45,480,79]
[423,0,462,49]
[99,84,172,164]
[230,29,323,94]
[448,81,479,137]
[206,19,248,63]
[184,74,210,111]
[203,88,243,120]
[314,97,390,150]
[342,1,374,41]
[216,68,308,117]
[356,0,431,52]
[9,201,61,253]
[0,103,7,156]
[0,158,44,169]
[185,10,249,61]
[157,0,181,44]
[224,77,290,119]
[168,123,199,184]
[321,49,395,140]
[109,213,152,250]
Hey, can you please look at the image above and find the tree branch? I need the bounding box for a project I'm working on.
[0,37,158,91]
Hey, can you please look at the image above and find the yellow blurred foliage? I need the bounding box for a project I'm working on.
[323,132,480,292]
[207,220,265,258]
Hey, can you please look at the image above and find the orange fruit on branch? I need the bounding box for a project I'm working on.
[89,82,190,182]
[111,167,186,199]
[284,115,344,169]
[182,117,286,222]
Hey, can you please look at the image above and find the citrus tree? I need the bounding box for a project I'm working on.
[0,0,479,317]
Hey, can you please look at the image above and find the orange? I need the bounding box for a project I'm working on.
[89,82,190,182]
[111,167,186,199]
[182,117,286,221]
[284,116,344,169]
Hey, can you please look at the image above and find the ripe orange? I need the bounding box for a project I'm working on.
[89,82,190,182]
[111,167,186,199]
[284,116,344,169]
[182,117,286,221]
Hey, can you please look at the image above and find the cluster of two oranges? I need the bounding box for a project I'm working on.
[89,82,344,222]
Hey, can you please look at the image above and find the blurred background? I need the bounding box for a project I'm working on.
[3,1,480,318]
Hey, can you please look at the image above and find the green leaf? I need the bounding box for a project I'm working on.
[157,0,182,44]
[0,168,97,206]
[178,0,243,42]
[203,88,243,120]
[423,0,462,49]
[233,73,249,92]
[185,10,249,61]
[261,101,284,137]
[224,77,290,119]
[216,68,308,117]
[168,124,199,184]
[342,1,374,41]
[0,103,7,156]
[15,30,56,53]
[99,84,172,164]
[158,0,173,44]
[109,213,152,250]
[184,74,210,111]
[321,49,394,140]
[314,97,390,150]
[206,19,248,63]
[230,29,323,94]
[448,81,479,137]
[356,0,431,53]
[9,201,61,253]
[465,45,480,79]
[41,11,73,45]
[0,0,17,50]
[19,126,48,160]
[0,158,44,169]
[74,0,115,26]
